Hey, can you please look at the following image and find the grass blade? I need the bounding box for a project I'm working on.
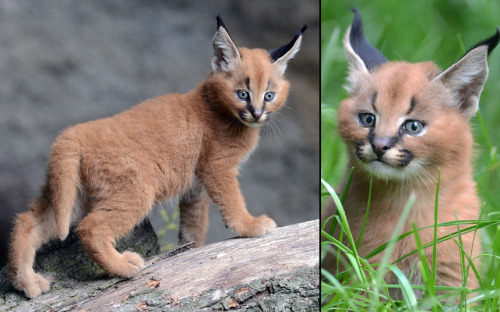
[432,169,440,287]
[356,174,372,249]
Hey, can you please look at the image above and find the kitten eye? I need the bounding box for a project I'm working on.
[264,92,275,102]
[359,113,375,127]
[237,90,249,100]
[403,120,425,134]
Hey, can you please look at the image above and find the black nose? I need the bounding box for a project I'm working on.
[371,136,391,158]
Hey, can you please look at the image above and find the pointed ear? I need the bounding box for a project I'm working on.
[269,25,307,75]
[344,8,387,93]
[433,29,499,119]
[211,16,240,73]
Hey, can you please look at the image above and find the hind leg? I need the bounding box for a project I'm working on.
[78,198,151,277]
[178,186,210,246]
[8,195,59,298]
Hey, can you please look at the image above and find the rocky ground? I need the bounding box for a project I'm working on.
[0,0,319,266]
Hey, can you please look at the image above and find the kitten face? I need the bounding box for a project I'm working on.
[210,20,303,128]
[224,48,290,127]
[339,9,497,183]
[338,61,472,180]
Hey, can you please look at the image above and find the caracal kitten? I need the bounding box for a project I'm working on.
[8,16,306,298]
[322,9,498,299]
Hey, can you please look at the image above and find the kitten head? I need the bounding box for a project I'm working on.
[208,16,306,127]
[338,9,499,181]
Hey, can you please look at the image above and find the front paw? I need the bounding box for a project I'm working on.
[237,214,276,238]
[119,251,144,277]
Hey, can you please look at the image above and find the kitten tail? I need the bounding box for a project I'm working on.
[48,132,81,241]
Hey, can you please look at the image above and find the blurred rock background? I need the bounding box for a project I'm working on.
[0,0,319,267]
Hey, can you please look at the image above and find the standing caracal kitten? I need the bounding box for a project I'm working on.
[9,16,306,298]
[322,9,499,299]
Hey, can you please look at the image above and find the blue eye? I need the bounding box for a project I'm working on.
[264,92,275,102]
[237,90,249,100]
[359,113,375,127]
[404,120,425,134]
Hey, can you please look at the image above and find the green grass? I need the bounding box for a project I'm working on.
[156,206,179,251]
[321,0,500,310]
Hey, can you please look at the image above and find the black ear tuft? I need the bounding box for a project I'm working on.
[269,24,307,62]
[468,28,500,56]
[349,8,387,70]
[216,15,226,30]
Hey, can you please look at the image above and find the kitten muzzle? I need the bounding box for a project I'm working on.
[356,141,414,169]
[371,136,391,158]
[250,109,263,120]
[238,109,268,127]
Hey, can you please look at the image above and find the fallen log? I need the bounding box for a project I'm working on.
[0,220,319,311]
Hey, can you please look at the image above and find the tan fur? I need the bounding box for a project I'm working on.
[322,22,494,300]
[8,21,303,298]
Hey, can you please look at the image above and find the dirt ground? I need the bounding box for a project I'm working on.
[0,0,319,264]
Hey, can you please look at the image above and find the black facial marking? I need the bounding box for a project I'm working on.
[355,141,365,161]
[407,97,417,115]
[246,104,254,116]
[397,149,414,168]
[367,127,375,144]
[389,128,405,148]
[245,77,250,90]
[371,92,378,112]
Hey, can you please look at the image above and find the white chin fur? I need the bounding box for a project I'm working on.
[242,120,264,128]
[362,158,424,181]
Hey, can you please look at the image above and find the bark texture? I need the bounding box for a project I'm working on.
[0,220,319,311]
